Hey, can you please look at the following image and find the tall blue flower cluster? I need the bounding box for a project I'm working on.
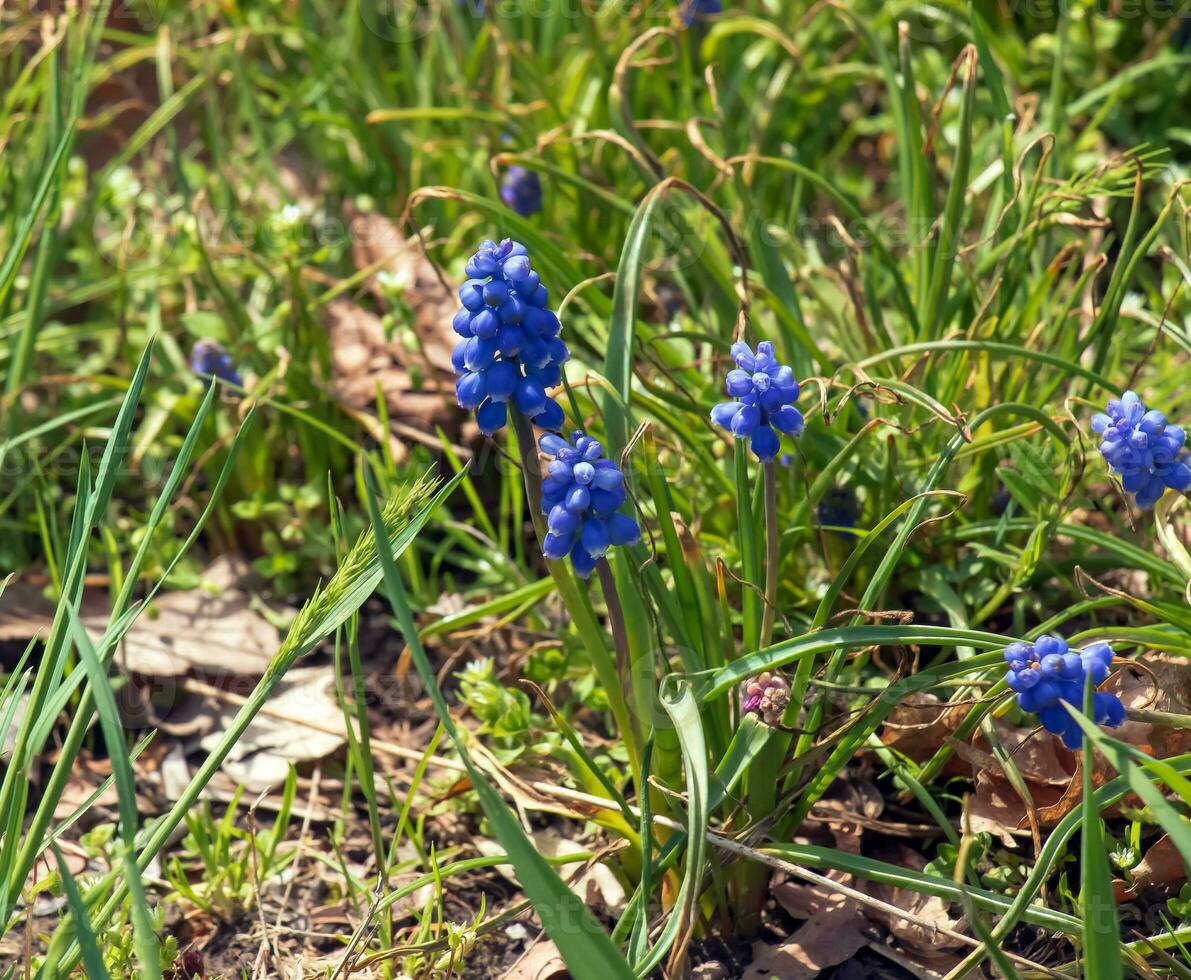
[539,432,640,577]
[817,486,859,530]
[499,166,542,218]
[190,339,242,388]
[452,239,568,435]
[1004,634,1125,749]
[710,341,803,461]
[1092,390,1191,509]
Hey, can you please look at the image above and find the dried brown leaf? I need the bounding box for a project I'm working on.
[344,205,458,371]
[880,693,966,763]
[106,557,287,678]
[744,895,869,979]
[499,940,569,980]
[1116,834,1190,900]
[867,846,964,952]
[198,666,345,792]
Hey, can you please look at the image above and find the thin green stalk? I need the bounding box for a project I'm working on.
[759,460,779,648]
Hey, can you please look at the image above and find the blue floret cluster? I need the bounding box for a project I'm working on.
[710,341,803,461]
[1003,634,1125,749]
[1092,390,1191,509]
[540,432,641,577]
[452,239,567,435]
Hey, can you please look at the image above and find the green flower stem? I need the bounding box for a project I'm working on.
[597,558,633,701]
[734,439,762,652]
[760,460,779,649]
[510,408,642,776]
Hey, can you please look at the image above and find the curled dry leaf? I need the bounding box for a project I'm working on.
[967,768,1068,846]
[1107,654,1191,757]
[959,718,1077,842]
[111,592,282,679]
[965,655,1191,835]
[21,556,293,679]
[809,776,884,853]
[1034,749,1115,826]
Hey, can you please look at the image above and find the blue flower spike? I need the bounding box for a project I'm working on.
[190,339,242,388]
[452,239,568,435]
[1004,634,1125,749]
[499,166,542,218]
[710,340,803,461]
[679,0,722,28]
[1092,390,1191,509]
[538,431,640,577]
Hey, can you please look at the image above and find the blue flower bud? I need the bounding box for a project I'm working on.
[190,339,243,388]
[514,378,548,415]
[455,371,487,409]
[483,279,509,306]
[580,518,611,557]
[485,361,518,401]
[565,485,591,513]
[750,425,779,461]
[476,399,507,435]
[453,309,475,336]
[499,165,543,218]
[548,504,580,537]
[459,280,485,311]
[532,399,565,431]
[543,532,572,560]
[464,336,498,372]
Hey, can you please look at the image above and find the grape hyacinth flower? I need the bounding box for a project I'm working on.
[539,431,640,577]
[499,166,542,218]
[741,672,789,726]
[710,341,803,461]
[679,0,722,27]
[1092,390,1191,509]
[190,339,242,388]
[817,487,859,530]
[1003,634,1125,749]
[452,239,568,435]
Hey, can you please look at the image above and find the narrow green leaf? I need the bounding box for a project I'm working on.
[361,468,633,979]
[1076,685,1124,980]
